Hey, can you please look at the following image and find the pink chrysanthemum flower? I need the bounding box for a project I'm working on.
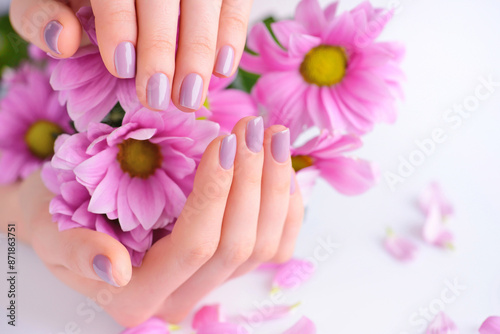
[50,7,138,131]
[241,0,404,136]
[195,73,258,133]
[0,64,72,184]
[51,105,218,231]
[42,153,153,267]
[291,130,378,200]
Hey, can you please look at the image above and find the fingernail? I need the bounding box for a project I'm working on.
[220,134,237,170]
[44,21,63,55]
[290,170,296,194]
[147,73,170,110]
[180,73,203,110]
[114,41,136,79]
[246,117,264,153]
[92,255,119,287]
[271,129,290,163]
[215,45,235,77]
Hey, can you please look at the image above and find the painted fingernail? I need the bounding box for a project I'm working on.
[220,134,237,170]
[43,21,63,55]
[114,41,136,79]
[180,73,203,110]
[290,170,296,194]
[92,255,119,287]
[215,45,235,77]
[271,129,290,163]
[147,73,170,110]
[246,117,264,153]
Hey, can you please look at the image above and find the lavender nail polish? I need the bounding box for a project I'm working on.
[180,73,203,110]
[271,129,290,163]
[220,134,237,170]
[44,21,63,55]
[92,255,119,287]
[114,41,136,79]
[246,117,264,153]
[290,170,296,194]
[147,73,170,110]
[215,45,235,77]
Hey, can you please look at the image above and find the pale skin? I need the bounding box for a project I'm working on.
[0,118,304,326]
[9,0,254,111]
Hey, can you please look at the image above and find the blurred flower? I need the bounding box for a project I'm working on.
[51,106,218,232]
[195,74,258,134]
[192,305,222,330]
[479,316,500,334]
[241,0,404,138]
[419,182,454,217]
[0,64,72,184]
[42,136,153,267]
[283,316,316,334]
[273,259,315,291]
[50,7,138,131]
[422,203,454,249]
[120,317,171,334]
[384,228,417,261]
[426,312,458,334]
[291,130,378,199]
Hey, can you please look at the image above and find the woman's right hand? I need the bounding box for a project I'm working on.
[24,117,304,327]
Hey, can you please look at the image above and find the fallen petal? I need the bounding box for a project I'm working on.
[479,316,500,334]
[426,312,458,334]
[283,316,316,334]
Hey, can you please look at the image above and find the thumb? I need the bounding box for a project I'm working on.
[9,0,82,57]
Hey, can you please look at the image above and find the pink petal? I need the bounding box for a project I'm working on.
[479,316,500,334]
[419,182,454,217]
[295,167,320,206]
[192,305,222,330]
[74,147,118,192]
[197,322,248,334]
[127,175,166,230]
[87,162,121,214]
[270,20,307,49]
[273,259,315,289]
[422,204,454,248]
[283,316,316,334]
[426,312,458,334]
[384,231,417,261]
[116,173,141,231]
[295,0,327,36]
[288,34,321,58]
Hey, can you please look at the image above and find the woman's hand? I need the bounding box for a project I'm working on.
[21,117,304,327]
[9,0,253,112]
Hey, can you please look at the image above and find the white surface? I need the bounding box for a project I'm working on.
[2,0,500,333]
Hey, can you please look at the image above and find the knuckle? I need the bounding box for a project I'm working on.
[147,32,176,55]
[184,241,218,267]
[107,7,136,24]
[222,12,248,34]
[219,240,254,266]
[189,34,215,57]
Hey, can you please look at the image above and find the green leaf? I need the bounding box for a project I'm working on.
[228,69,261,93]
[0,14,29,75]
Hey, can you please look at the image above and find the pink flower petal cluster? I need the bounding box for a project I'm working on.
[241,0,404,137]
[0,63,72,184]
[49,106,218,233]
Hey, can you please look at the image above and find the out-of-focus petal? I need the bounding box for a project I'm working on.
[426,312,458,334]
[479,316,500,334]
[283,316,316,334]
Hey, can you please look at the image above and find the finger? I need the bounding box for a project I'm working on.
[135,0,179,110]
[231,125,292,277]
[9,0,82,57]
[164,116,265,321]
[24,174,132,287]
[125,134,236,308]
[214,0,253,77]
[271,171,305,263]
[90,0,137,78]
[172,0,222,111]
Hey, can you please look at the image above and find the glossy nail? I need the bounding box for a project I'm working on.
[180,73,203,110]
[92,255,119,287]
[114,41,136,78]
[271,129,290,163]
[246,117,264,153]
[220,134,237,170]
[44,21,63,55]
[147,73,170,110]
[290,170,296,194]
[215,45,235,77]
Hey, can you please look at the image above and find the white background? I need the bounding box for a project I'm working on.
[1,0,500,333]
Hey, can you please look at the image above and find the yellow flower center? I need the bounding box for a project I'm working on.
[203,97,210,110]
[24,120,64,159]
[299,45,347,86]
[117,139,162,178]
[292,155,314,172]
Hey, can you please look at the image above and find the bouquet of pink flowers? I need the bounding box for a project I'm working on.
[0,0,404,267]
